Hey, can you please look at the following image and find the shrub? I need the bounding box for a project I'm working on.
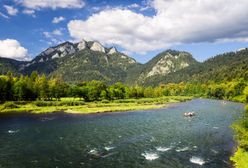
[34,101,85,107]
[101,99,110,103]
[15,101,29,105]
[58,101,85,106]
[2,102,19,109]
[114,99,136,103]
[34,101,54,107]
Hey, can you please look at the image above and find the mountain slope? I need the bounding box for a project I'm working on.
[142,48,248,86]
[49,48,138,83]
[126,50,199,85]
[19,40,137,84]
[0,57,26,75]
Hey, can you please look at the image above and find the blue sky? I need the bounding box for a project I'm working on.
[1,0,248,63]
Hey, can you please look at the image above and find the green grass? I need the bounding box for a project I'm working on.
[230,95,247,103]
[231,148,248,168]
[231,105,248,168]
[0,96,193,114]
[60,97,82,101]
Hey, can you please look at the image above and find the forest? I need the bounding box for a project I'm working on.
[0,71,248,103]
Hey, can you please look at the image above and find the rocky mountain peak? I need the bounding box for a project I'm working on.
[55,42,76,55]
[90,41,105,53]
[141,50,198,78]
[77,40,86,51]
[108,47,117,54]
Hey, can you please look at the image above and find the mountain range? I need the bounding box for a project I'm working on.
[0,40,247,86]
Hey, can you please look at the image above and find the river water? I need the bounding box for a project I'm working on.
[0,99,244,168]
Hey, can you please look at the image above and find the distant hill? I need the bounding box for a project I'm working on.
[142,48,248,86]
[125,50,199,85]
[0,57,26,75]
[0,40,247,85]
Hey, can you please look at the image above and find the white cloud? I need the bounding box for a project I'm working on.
[52,29,63,36]
[68,0,248,54]
[22,9,35,17]
[43,32,52,38]
[43,29,64,45]
[140,0,152,11]
[43,29,63,38]
[140,5,151,12]
[92,6,101,12]
[128,3,140,9]
[4,5,18,16]
[52,16,65,24]
[0,12,9,19]
[19,0,85,10]
[0,39,28,60]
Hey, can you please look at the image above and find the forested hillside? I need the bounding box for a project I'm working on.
[126,50,199,85]
[0,40,138,84]
[142,49,248,86]
[0,57,26,75]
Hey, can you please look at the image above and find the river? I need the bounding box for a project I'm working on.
[0,99,244,168]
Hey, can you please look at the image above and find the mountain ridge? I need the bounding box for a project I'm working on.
[141,48,248,86]
[16,40,138,84]
[0,40,247,86]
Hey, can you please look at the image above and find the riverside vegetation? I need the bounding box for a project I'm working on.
[231,104,248,167]
[0,71,194,114]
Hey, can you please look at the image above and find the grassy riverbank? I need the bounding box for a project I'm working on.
[222,94,248,168]
[0,96,192,114]
[231,105,248,168]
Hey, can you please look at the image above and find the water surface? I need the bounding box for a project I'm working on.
[0,99,244,168]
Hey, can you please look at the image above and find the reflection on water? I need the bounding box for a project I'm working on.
[0,99,244,168]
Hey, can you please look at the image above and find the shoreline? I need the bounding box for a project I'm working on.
[0,96,192,115]
[63,104,168,115]
[230,104,248,168]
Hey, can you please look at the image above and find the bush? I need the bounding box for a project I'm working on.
[114,99,136,103]
[34,101,85,107]
[2,102,19,109]
[14,101,29,105]
[58,101,85,106]
[245,105,248,112]
[101,99,110,103]
[34,101,54,107]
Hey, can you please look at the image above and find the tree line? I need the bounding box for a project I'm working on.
[0,71,248,103]
[161,80,248,102]
[0,72,161,102]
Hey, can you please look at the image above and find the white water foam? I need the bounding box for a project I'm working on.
[211,149,218,154]
[104,146,114,151]
[88,149,98,155]
[8,130,19,134]
[213,127,219,129]
[190,156,205,165]
[142,152,159,160]
[150,136,156,142]
[176,147,190,152]
[156,147,171,152]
